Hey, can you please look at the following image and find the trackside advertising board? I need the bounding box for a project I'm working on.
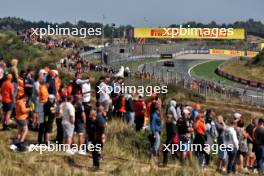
[134,27,245,39]
[209,49,245,56]
[210,49,259,57]
[261,43,264,50]
[246,51,259,57]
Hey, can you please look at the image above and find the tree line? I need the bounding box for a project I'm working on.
[0,17,264,38]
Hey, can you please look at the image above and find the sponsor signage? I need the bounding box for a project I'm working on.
[246,51,258,57]
[160,54,173,58]
[134,27,245,39]
[209,49,245,56]
[261,43,264,50]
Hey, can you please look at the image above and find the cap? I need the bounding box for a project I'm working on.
[48,94,56,100]
[183,108,190,115]
[194,104,201,110]
[49,70,56,77]
[52,70,59,76]
[138,94,144,98]
[234,113,242,119]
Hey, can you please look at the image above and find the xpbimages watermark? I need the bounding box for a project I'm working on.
[163,142,234,154]
[98,85,168,96]
[28,141,102,154]
[31,25,102,38]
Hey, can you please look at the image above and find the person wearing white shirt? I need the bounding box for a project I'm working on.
[98,76,111,112]
[60,96,75,151]
[224,121,239,174]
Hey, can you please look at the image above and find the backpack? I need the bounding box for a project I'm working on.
[237,128,248,153]
[210,123,219,139]
[224,127,233,145]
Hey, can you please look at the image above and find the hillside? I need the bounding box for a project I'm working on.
[0,30,264,176]
[248,49,264,66]
[0,30,65,70]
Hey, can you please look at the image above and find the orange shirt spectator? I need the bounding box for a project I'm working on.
[194,114,206,135]
[16,99,30,120]
[1,75,14,103]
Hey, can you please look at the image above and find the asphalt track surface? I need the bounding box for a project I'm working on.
[141,54,264,106]
[141,54,231,81]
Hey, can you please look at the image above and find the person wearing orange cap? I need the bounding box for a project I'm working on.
[193,113,206,167]
[1,74,14,130]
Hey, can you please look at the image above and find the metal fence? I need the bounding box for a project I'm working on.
[80,43,264,107]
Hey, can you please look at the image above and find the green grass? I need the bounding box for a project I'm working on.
[0,30,65,70]
[191,60,244,86]
[223,61,264,83]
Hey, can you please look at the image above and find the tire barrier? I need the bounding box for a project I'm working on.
[216,59,264,89]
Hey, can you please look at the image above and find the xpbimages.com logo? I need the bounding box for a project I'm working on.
[31,25,102,38]
[98,85,168,96]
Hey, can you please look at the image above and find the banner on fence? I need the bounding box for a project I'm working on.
[246,51,259,57]
[209,49,245,56]
[261,43,264,50]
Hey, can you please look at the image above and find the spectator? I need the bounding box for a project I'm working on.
[98,75,111,113]
[89,108,106,170]
[255,118,264,174]
[224,120,239,174]
[39,94,56,144]
[177,108,193,163]
[166,99,178,124]
[1,74,14,130]
[246,118,257,171]
[73,94,86,152]
[215,115,227,172]
[163,113,177,166]
[125,94,135,126]
[15,94,31,151]
[37,78,49,143]
[60,96,75,153]
[134,94,146,131]
[193,113,206,167]
[24,69,34,104]
[236,120,250,172]
[150,105,161,165]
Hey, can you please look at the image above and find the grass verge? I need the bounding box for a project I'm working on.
[222,60,264,83]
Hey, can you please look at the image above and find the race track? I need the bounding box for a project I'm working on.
[140,54,264,106]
